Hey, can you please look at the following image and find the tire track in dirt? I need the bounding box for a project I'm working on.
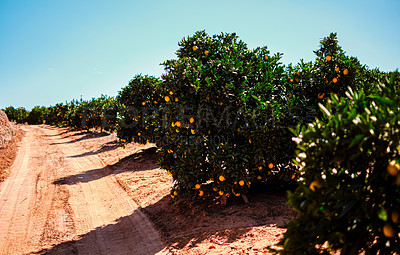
[0,125,167,255]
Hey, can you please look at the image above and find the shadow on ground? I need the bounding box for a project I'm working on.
[52,147,158,186]
[30,209,166,255]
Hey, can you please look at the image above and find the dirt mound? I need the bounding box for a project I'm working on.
[0,110,14,147]
[0,110,23,182]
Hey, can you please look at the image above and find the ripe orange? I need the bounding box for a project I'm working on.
[167,171,172,175]
[290,79,294,82]
[193,46,198,51]
[138,132,141,136]
[264,55,268,60]
[268,163,274,169]
[383,223,395,238]
[213,187,218,191]
[191,129,195,135]
[175,121,181,127]
[199,190,204,196]
[176,129,179,133]
[173,191,178,196]
[219,175,226,181]
[326,55,332,61]
[258,166,262,170]
[142,102,146,105]
[195,184,201,189]
[335,67,340,72]
[175,97,179,102]
[239,180,245,186]
[219,190,224,196]
[235,193,241,197]
[343,69,349,75]
[165,96,170,102]
[387,161,399,176]
[309,180,323,192]
[392,210,400,223]
[169,91,173,95]
[333,78,338,83]
[189,117,195,123]
[171,195,175,199]
[257,176,262,180]
[249,139,252,143]
[318,93,325,99]
[204,50,209,55]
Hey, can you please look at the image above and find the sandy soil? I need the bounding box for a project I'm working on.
[0,125,294,255]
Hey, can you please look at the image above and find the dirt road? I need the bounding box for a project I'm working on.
[0,125,166,255]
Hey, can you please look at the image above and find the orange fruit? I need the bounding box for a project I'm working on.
[219,175,226,181]
[219,190,224,196]
[169,91,173,95]
[290,79,294,82]
[257,176,262,180]
[204,50,209,55]
[138,132,141,136]
[264,55,268,60]
[142,102,146,105]
[175,121,181,127]
[387,161,399,176]
[175,97,179,102]
[392,210,400,223]
[343,69,349,75]
[193,46,198,51]
[258,166,262,170]
[326,55,332,61]
[268,163,274,169]
[213,187,218,191]
[318,93,325,99]
[173,191,178,196]
[335,67,340,72]
[195,184,201,189]
[239,180,245,186]
[396,175,400,185]
[309,180,323,192]
[176,129,179,133]
[383,223,396,238]
[249,139,252,143]
[332,78,338,83]
[235,193,241,197]
[191,129,195,135]
[171,195,175,199]
[199,190,204,196]
[165,96,170,102]
[189,117,195,123]
[167,171,172,175]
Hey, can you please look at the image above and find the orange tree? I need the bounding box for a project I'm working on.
[275,73,400,254]
[158,31,298,200]
[116,74,162,146]
[287,33,384,123]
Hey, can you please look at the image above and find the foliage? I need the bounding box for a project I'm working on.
[116,74,162,146]
[27,106,48,125]
[4,106,29,123]
[158,30,298,200]
[287,33,384,123]
[276,72,400,254]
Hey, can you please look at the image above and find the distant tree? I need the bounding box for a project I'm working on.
[27,106,48,125]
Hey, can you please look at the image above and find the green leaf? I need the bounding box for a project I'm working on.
[349,134,365,148]
[378,207,388,221]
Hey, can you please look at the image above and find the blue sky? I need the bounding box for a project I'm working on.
[0,0,399,110]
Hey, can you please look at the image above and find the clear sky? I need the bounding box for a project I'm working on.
[0,0,399,110]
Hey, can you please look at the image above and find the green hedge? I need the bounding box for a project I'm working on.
[116,74,162,146]
[276,72,400,254]
[157,31,298,200]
